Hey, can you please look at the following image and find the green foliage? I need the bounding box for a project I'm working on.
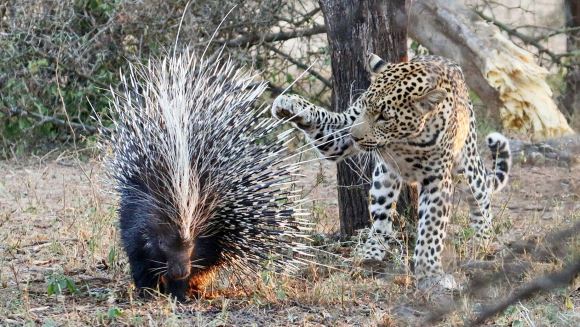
[41,319,59,327]
[0,0,195,155]
[46,273,79,296]
[0,0,127,153]
[453,225,475,256]
[470,91,501,141]
[107,307,124,320]
[546,69,567,97]
[108,246,118,267]
[0,0,324,157]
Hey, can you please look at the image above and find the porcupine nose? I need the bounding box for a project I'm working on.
[168,263,191,280]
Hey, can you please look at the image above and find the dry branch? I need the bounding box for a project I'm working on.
[471,259,579,325]
[220,24,327,48]
[4,106,100,135]
[426,221,580,324]
[475,11,568,67]
[263,43,332,88]
[509,135,580,167]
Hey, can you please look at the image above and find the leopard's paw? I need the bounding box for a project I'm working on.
[271,94,313,128]
[417,274,462,292]
[358,234,388,261]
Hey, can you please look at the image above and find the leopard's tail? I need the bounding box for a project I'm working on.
[486,132,511,193]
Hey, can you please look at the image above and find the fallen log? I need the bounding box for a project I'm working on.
[408,0,575,141]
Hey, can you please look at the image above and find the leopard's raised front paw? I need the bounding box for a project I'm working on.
[271,95,312,128]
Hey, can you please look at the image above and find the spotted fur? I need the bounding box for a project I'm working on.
[272,54,511,290]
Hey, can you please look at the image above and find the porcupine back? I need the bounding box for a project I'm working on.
[103,50,310,300]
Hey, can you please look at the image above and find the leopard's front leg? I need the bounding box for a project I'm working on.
[271,94,359,161]
[414,170,459,290]
[360,161,402,261]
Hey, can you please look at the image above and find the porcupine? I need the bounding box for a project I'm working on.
[101,50,310,301]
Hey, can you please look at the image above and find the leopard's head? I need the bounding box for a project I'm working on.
[350,53,447,151]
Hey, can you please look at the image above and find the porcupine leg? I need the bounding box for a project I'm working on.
[127,253,160,297]
[130,249,188,301]
[119,188,166,298]
[271,94,362,161]
[186,268,218,299]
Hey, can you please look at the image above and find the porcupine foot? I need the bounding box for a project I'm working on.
[161,278,188,302]
[132,267,187,301]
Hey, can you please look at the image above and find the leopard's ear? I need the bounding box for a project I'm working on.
[367,53,388,75]
[413,89,447,114]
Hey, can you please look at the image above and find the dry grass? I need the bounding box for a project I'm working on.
[0,149,579,326]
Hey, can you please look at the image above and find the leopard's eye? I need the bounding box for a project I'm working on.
[368,111,382,122]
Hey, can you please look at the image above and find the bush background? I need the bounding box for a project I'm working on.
[0,0,331,157]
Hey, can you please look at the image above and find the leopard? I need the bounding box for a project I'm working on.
[271,53,511,290]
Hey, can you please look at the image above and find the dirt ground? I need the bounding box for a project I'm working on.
[0,149,578,326]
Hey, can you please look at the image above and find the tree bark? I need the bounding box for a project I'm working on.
[319,0,414,237]
[562,0,579,118]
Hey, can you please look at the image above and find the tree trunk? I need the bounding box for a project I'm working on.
[319,0,415,237]
[562,0,579,118]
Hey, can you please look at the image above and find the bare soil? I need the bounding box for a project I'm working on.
[0,150,578,326]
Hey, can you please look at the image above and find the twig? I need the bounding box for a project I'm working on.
[21,34,110,89]
[3,106,102,135]
[293,8,322,26]
[219,25,327,48]
[266,81,291,96]
[263,43,332,88]
[9,263,20,292]
[425,221,580,324]
[531,26,580,42]
[475,10,569,67]
[470,259,579,325]
[56,47,78,145]
[20,238,79,249]
[78,276,114,284]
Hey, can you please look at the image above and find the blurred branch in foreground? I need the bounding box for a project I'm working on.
[470,259,579,325]
[425,221,580,325]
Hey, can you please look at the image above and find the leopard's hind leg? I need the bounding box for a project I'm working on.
[459,132,511,239]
